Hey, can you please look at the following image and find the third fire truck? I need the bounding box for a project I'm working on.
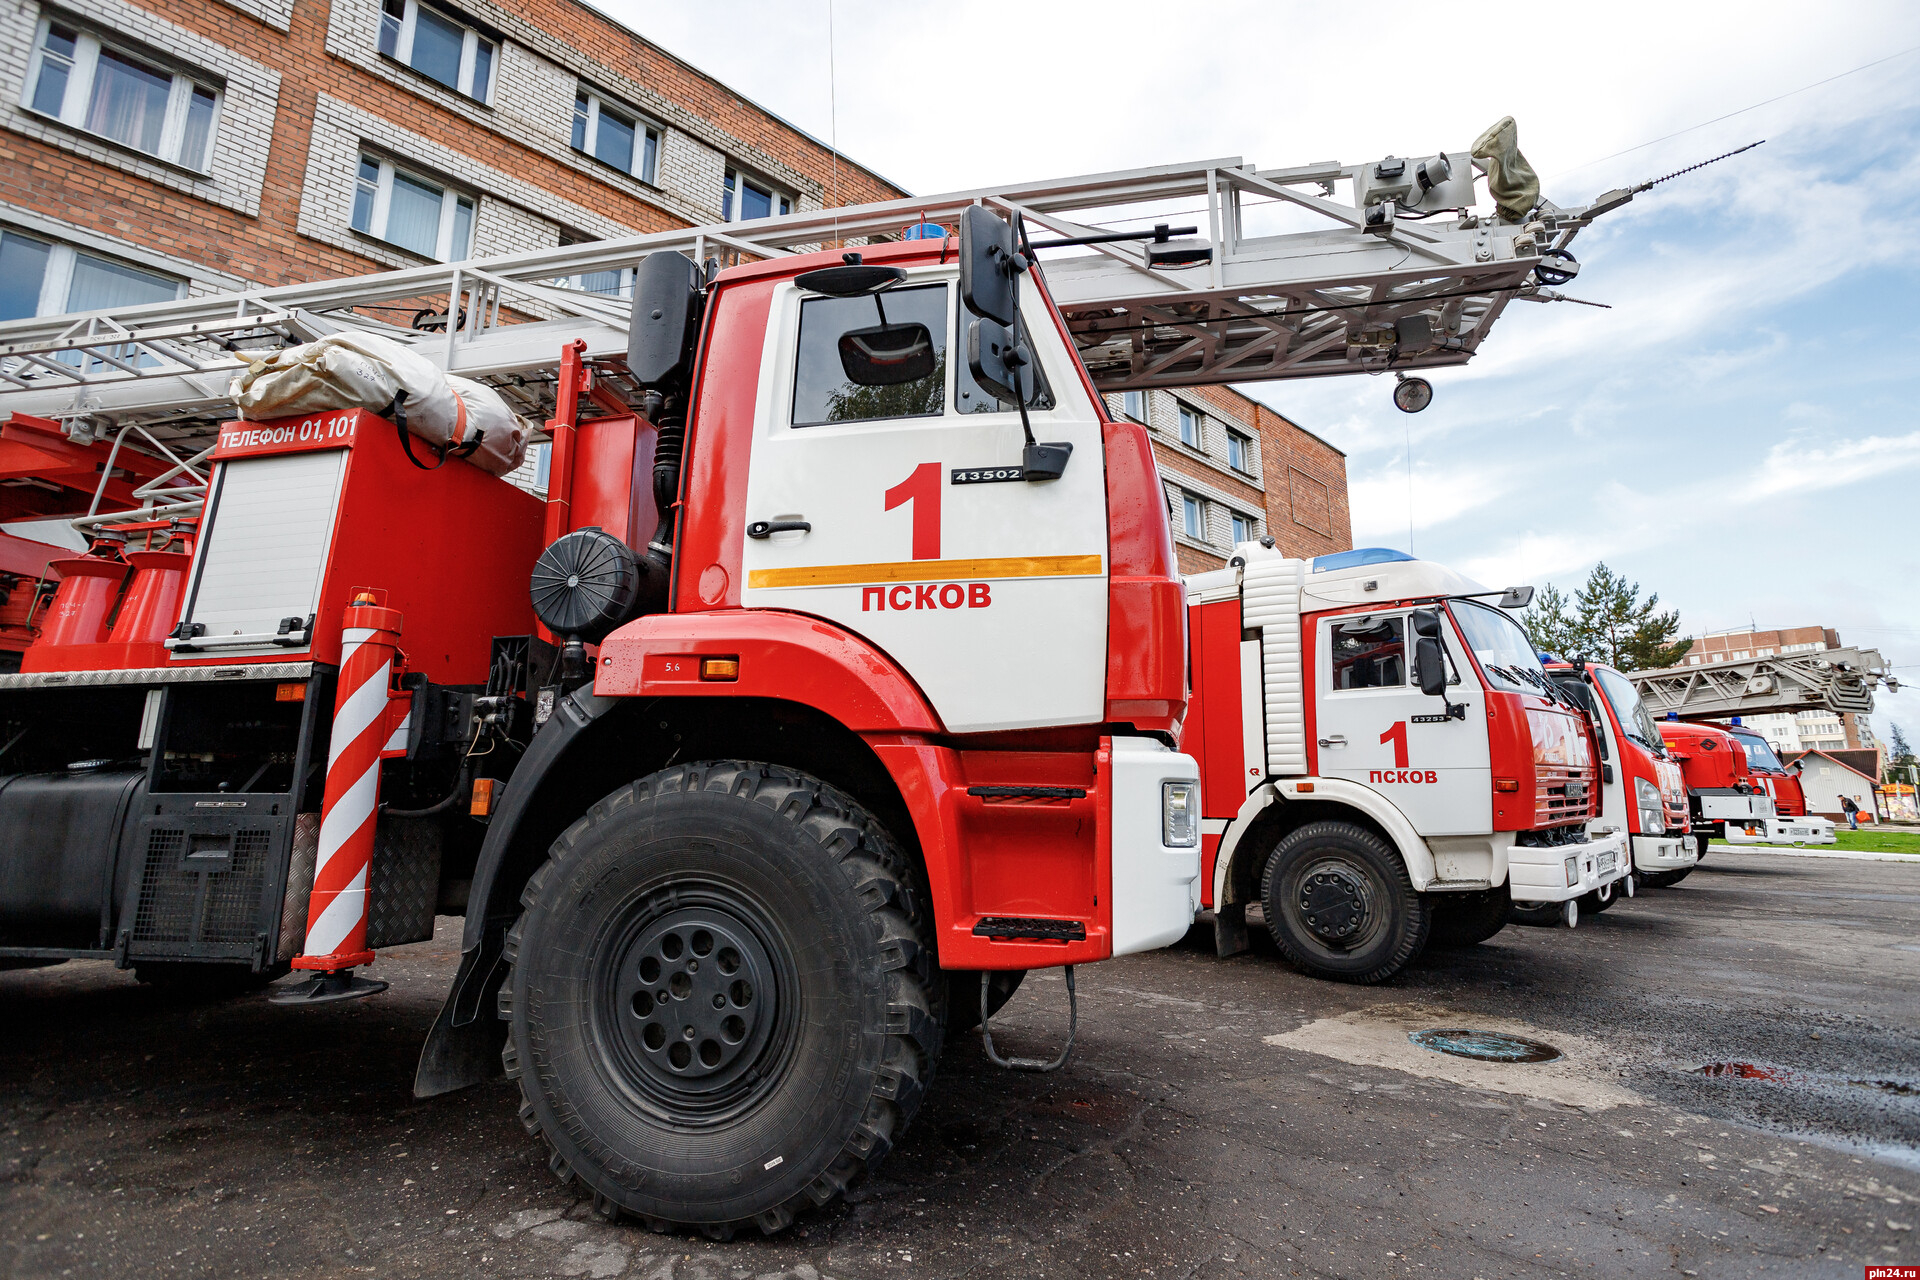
[1181,546,1629,982]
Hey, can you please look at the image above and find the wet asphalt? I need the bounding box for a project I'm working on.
[3,847,1917,1280]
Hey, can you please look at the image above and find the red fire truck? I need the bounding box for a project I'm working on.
[1180,546,1628,982]
[1545,659,1693,893]
[1658,719,1834,854]
[0,213,1205,1235]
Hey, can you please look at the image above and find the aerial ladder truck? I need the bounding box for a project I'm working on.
[0,131,1628,1234]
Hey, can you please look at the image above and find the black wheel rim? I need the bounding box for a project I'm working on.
[1289,855,1383,952]
[590,881,799,1126]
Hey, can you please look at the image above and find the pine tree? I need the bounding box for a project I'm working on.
[1518,583,1583,659]
[1888,722,1916,785]
[1572,562,1691,672]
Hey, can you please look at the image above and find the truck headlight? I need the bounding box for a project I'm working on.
[1564,855,1581,888]
[1162,781,1198,848]
[1634,776,1665,835]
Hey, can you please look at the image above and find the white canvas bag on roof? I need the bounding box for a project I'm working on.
[230,331,528,476]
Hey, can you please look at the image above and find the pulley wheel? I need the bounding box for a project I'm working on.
[529,527,639,643]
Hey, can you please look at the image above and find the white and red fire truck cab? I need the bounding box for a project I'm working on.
[1182,545,1629,981]
[1546,659,1694,890]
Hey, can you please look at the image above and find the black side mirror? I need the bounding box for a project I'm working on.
[1498,585,1535,609]
[627,251,705,393]
[1410,608,1443,639]
[1415,636,1447,697]
[838,322,936,386]
[958,207,1071,482]
[960,206,1020,325]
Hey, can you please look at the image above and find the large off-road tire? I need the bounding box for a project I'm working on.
[1426,883,1511,947]
[1260,821,1428,983]
[1639,866,1693,889]
[944,969,1026,1033]
[500,761,943,1237]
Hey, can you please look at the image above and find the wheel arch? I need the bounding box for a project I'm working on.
[1215,779,1438,909]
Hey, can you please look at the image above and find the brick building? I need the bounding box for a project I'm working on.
[0,0,903,317]
[1104,384,1351,574]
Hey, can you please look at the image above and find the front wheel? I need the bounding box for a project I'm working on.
[1639,866,1693,889]
[500,761,943,1237]
[1579,880,1618,914]
[1260,821,1428,983]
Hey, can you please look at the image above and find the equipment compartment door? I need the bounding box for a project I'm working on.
[740,274,1108,734]
[1313,611,1489,834]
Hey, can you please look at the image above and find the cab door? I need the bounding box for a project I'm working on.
[1313,610,1488,834]
[738,270,1109,734]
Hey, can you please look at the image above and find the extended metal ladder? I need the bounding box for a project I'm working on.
[0,147,1628,441]
[1627,647,1897,720]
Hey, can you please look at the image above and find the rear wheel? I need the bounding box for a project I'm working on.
[1426,883,1511,947]
[500,760,943,1237]
[1260,821,1428,983]
[1639,866,1693,888]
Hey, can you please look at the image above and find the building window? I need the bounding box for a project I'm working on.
[1230,512,1256,545]
[1227,429,1254,474]
[351,156,475,261]
[25,19,222,172]
[572,90,659,184]
[0,228,185,369]
[1120,390,1147,422]
[723,167,792,222]
[1177,404,1202,447]
[377,0,494,103]
[1178,492,1205,541]
[557,232,631,298]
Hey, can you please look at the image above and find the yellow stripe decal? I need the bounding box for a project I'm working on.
[748,553,1103,590]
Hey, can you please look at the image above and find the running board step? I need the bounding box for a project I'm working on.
[972,916,1086,942]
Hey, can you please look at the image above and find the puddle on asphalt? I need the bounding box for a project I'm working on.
[1264,1005,1641,1109]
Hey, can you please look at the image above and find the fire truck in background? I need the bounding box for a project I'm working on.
[1180,546,1629,983]
[1659,719,1835,853]
[1544,659,1694,894]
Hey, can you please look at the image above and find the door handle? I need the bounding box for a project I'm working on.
[1318,735,1347,748]
[747,520,811,539]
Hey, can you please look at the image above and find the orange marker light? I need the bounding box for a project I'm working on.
[470,777,496,817]
[700,657,740,681]
[275,682,307,702]
[1294,782,1315,794]
[1495,778,1521,793]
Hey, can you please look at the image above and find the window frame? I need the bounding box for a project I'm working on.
[349,155,476,262]
[723,165,793,222]
[1176,403,1202,448]
[571,88,661,185]
[376,0,496,104]
[1230,511,1256,545]
[1227,428,1254,475]
[1119,389,1147,423]
[22,17,224,173]
[1178,491,1206,541]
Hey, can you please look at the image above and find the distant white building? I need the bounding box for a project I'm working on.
[1675,624,1874,756]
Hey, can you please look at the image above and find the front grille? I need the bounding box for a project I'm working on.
[1515,822,1592,848]
[1535,764,1598,826]
[130,821,278,960]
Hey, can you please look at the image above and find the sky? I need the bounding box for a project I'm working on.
[600,0,1920,744]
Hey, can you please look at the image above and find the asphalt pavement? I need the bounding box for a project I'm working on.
[4,848,1917,1279]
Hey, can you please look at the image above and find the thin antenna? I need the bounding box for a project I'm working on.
[1404,417,1415,556]
[827,0,841,247]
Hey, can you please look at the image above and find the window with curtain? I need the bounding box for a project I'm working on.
[376,0,495,103]
[1231,512,1255,545]
[1177,404,1202,447]
[572,90,660,184]
[0,228,184,369]
[349,156,476,261]
[25,19,223,171]
[722,167,792,222]
[1119,390,1147,422]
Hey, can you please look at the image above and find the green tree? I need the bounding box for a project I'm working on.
[1518,582,1583,659]
[1572,562,1690,672]
[1887,721,1916,784]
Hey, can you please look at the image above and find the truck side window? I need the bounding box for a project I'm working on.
[1331,616,1405,690]
[792,283,948,427]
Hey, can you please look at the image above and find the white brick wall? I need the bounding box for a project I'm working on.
[321,0,824,229]
[0,0,280,217]
[298,94,645,272]
[1111,389,1263,489]
[212,0,293,32]
[1161,476,1265,557]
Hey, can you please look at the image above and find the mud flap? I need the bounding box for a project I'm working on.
[1213,902,1250,957]
[414,917,508,1097]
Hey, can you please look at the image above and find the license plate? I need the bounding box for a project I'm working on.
[1598,850,1617,872]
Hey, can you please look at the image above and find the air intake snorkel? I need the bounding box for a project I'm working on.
[625,251,706,616]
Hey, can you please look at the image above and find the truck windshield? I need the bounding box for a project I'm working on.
[1592,664,1662,751]
[1450,599,1550,696]
[1731,731,1784,772]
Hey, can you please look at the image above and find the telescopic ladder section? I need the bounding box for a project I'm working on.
[0,150,1621,441]
[1626,647,1898,721]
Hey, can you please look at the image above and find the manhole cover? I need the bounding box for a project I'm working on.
[1409,1028,1563,1063]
